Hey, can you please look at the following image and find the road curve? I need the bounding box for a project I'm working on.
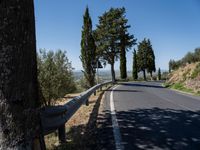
[98,81,200,150]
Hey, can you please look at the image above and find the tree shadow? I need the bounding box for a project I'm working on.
[52,86,200,150]
[105,89,141,93]
[119,82,164,89]
[54,88,110,150]
[56,107,200,150]
[96,108,200,150]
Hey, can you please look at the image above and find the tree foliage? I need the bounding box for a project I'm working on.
[169,59,180,72]
[80,7,96,88]
[119,8,136,79]
[132,49,138,80]
[146,39,156,78]
[95,7,134,82]
[37,49,76,106]
[169,48,200,71]
[137,38,156,80]
[137,39,148,80]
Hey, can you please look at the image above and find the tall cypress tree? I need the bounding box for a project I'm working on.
[132,49,138,80]
[146,39,156,80]
[119,8,136,79]
[80,7,96,88]
[137,39,148,80]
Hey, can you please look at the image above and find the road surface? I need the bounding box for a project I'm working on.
[97,81,200,150]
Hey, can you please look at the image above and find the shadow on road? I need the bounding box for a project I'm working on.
[119,82,164,89]
[119,108,200,150]
[97,108,200,150]
[105,89,142,93]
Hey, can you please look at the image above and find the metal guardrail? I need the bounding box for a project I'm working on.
[40,80,113,143]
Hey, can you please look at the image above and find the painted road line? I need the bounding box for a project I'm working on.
[110,85,124,150]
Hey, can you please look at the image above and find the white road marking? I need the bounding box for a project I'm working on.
[110,85,124,150]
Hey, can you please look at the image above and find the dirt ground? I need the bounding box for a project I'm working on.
[44,85,110,150]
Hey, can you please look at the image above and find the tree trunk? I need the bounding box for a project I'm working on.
[0,0,44,149]
[111,63,116,82]
[120,45,127,79]
[150,72,153,81]
[143,70,146,81]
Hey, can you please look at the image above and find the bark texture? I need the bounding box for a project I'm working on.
[0,0,41,149]
[111,63,116,82]
[120,45,127,79]
[143,70,147,81]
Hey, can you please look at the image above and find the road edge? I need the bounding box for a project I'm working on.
[110,85,124,150]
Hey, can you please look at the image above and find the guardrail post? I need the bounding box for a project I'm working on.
[85,99,89,106]
[94,90,96,96]
[58,124,66,144]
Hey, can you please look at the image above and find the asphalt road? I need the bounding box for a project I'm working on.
[97,81,200,150]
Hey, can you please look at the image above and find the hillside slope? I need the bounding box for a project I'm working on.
[166,62,200,94]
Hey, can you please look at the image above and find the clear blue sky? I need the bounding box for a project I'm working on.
[34,0,200,71]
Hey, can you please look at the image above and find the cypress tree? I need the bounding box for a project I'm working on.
[119,9,136,79]
[137,39,148,80]
[146,39,156,80]
[132,49,138,80]
[80,7,96,88]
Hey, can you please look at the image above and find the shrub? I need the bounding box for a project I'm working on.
[37,49,76,106]
[169,47,200,71]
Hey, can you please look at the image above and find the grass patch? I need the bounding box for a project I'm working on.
[172,83,193,93]
[165,82,197,95]
[163,83,170,88]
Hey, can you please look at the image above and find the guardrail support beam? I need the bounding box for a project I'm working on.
[85,98,89,106]
[58,124,66,144]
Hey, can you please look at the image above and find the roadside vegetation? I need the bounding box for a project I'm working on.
[37,49,77,106]
[166,49,200,95]
[169,48,200,72]
[165,82,194,94]
[80,7,96,88]
[80,6,158,83]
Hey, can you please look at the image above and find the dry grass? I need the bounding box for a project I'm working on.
[167,63,197,84]
[44,85,111,150]
[167,62,200,94]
